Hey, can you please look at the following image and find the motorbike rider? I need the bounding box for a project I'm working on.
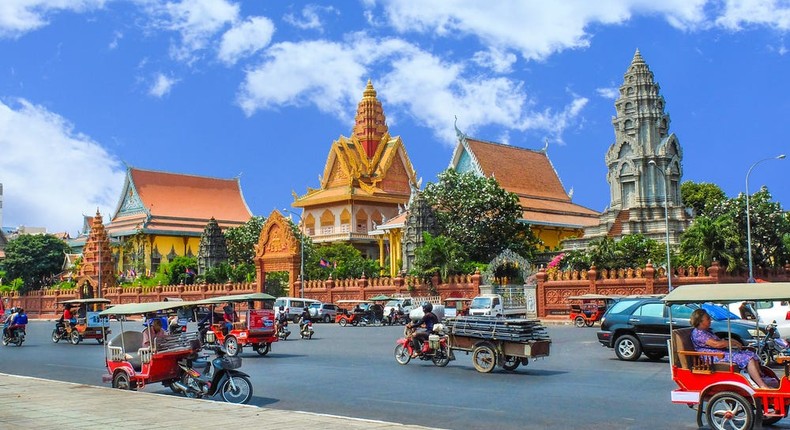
[222,304,238,335]
[3,307,17,337]
[5,307,27,339]
[61,304,77,333]
[276,306,289,334]
[298,306,312,332]
[408,302,439,357]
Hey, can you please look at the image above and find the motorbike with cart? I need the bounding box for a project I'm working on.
[335,300,382,326]
[394,323,453,367]
[665,282,790,430]
[193,292,278,357]
[99,301,253,404]
[567,294,621,328]
[53,298,112,344]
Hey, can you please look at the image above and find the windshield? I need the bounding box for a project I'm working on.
[309,303,321,309]
[471,297,491,309]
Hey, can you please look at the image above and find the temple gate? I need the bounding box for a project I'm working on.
[255,210,302,297]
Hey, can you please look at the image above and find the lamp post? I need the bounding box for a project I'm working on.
[745,154,786,283]
[648,160,672,292]
[283,208,305,298]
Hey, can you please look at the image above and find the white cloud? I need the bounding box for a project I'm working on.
[596,87,619,99]
[0,98,125,234]
[283,4,337,31]
[0,0,106,38]
[378,0,709,61]
[218,16,275,65]
[238,36,587,146]
[108,30,122,50]
[472,48,517,73]
[716,0,790,30]
[149,73,178,97]
[147,0,239,62]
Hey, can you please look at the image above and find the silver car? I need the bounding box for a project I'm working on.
[309,303,337,323]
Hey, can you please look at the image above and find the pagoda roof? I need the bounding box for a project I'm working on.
[450,135,599,229]
[107,167,253,236]
[293,81,418,208]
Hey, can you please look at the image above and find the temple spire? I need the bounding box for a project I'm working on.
[353,79,388,158]
[631,48,644,65]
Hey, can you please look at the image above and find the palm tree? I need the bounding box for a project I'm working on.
[679,215,740,271]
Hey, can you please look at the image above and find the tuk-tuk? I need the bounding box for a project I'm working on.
[664,283,790,430]
[567,294,621,328]
[443,297,472,318]
[99,301,201,392]
[192,292,277,357]
[335,300,379,326]
[53,298,112,344]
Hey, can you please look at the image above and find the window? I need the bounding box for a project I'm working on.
[634,303,664,318]
[670,304,693,319]
[609,300,641,315]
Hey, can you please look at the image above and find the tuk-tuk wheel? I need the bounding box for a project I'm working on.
[584,320,595,327]
[69,330,81,345]
[112,371,137,391]
[706,392,753,430]
[255,343,270,356]
[96,336,105,345]
[574,316,586,328]
[339,318,348,327]
[224,336,239,357]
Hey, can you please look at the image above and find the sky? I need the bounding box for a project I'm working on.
[0,1,789,236]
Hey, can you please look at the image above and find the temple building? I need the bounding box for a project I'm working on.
[565,49,691,249]
[292,80,419,260]
[449,130,600,251]
[73,209,115,297]
[104,167,253,275]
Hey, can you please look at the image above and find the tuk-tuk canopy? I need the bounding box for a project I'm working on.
[368,295,393,301]
[192,292,276,305]
[663,282,790,304]
[99,301,191,316]
[58,298,112,305]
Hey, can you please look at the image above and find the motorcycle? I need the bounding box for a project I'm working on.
[277,322,290,340]
[387,310,408,326]
[2,325,26,346]
[757,321,790,365]
[52,320,70,343]
[299,319,314,340]
[394,324,453,367]
[169,345,254,404]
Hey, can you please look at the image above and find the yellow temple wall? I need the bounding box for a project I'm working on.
[532,226,584,251]
[114,234,200,275]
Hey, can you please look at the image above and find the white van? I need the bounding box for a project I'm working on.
[274,297,321,322]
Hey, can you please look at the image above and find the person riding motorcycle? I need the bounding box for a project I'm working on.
[3,307,18,337]
[298,306,312,335]
[408,302,439,357]
[276,306,289,334]
[61,304,77,333]
[4,307,27,339]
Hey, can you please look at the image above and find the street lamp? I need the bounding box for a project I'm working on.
[283,208,305,298]
[648,160,672,292]
[745,154,786,283]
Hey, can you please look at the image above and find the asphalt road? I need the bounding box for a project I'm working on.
[3,320,789,429]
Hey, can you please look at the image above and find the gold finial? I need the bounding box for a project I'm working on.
[363,79,376,98]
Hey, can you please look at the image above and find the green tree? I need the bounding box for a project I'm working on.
[3,234,70,292]
[679,215,740,270]
[161,256,198,285]
[422,169,529,262]
[412,233,467,280]
[225,216,265,266]
[305,242,380,280]
[681,181,726,217]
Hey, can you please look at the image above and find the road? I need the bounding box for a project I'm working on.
[3,320,788,429]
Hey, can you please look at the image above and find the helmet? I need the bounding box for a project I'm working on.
[422,302,433,313]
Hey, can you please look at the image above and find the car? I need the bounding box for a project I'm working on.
[597,296,765,361]
[308,303,337,323]
[274,297,321,322]
[728,300,790,337]
[383,298,414,317]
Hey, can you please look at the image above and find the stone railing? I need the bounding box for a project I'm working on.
[538,261,790,318]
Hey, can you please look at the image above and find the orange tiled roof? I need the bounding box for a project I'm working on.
[108,167,252,235]
[377,211,408,229]
[453,137,600,229]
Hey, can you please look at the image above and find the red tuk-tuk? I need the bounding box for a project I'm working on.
[567,294,621,328]
[335,300,379,326]
[665,283,790,430]
[194,292,277,357]
[99,301,201,392]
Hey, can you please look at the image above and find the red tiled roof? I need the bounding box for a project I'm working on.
[465,139,570,201]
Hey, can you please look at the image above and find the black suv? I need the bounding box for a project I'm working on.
[597,297,764,361]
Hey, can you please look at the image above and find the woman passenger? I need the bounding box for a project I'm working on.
[690,308,776,388]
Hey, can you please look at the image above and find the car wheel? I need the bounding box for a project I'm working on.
[614,334,642,361]
[706,392,753,430]
[574,316,586,328]
[644,351,665,361]
[323,315,331,323]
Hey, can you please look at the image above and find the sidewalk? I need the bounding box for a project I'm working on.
[0,373,437,429]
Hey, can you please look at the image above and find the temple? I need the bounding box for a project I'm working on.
[292,80,419,260]
[449,130,600,251]
[73,210,116,297]
[565,49,691,248]
[104,167,253,275]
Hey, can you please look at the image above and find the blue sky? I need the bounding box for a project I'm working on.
[1,1,788,235]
